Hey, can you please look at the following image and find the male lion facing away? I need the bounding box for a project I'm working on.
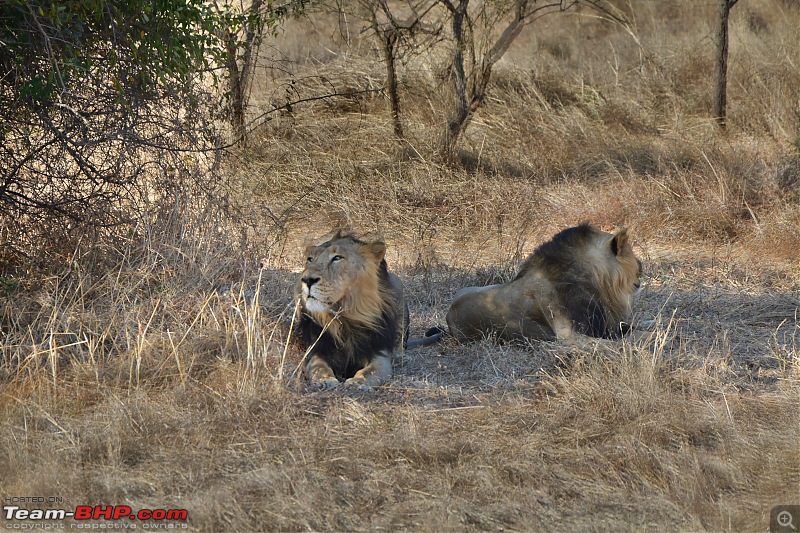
[446,223,643,344]
[297,231,433,391]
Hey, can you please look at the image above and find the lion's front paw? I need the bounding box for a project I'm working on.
[311,377,341,390]
[343,377,374,392]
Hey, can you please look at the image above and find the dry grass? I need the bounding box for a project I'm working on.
[2,1,800,531]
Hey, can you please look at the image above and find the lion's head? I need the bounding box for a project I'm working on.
[594,226,642,320]
[298,232,392,343]
[517,223,642,336]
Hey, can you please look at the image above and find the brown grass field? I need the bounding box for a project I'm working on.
[2,1,799,531]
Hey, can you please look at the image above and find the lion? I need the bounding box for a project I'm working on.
[297,231,429,391]
[445,223,642,343]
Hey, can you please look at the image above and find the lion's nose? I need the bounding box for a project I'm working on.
[302,276,320,289]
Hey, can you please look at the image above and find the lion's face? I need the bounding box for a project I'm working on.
[299,235,386,318]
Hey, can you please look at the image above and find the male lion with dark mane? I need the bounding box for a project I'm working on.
[446,223,642,343]
[297,231,412,391]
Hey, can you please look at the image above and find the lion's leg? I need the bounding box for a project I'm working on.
[306,355,341,389]
[344,353,392,391]
[562,329,653,352]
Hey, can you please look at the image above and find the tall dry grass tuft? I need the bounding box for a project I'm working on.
[0,205,302,391]
[537,328,799,531]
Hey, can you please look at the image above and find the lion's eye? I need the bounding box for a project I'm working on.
[331,255,344,263]
[306,257,313,263]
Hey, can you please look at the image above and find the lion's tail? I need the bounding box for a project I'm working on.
[405,326,447,350]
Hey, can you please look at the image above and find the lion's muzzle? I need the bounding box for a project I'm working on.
[301,275,320,302]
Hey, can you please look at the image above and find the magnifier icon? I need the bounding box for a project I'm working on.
[778,510,797,530]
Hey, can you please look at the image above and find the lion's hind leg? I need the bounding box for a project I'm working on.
[344,352,392,391]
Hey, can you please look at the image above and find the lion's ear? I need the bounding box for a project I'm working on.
[360,240,386,262]
[303,244,317,260]
[610,228,629,256]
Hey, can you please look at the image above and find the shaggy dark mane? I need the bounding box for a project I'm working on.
[514,223,597,282]
[511,223,634,338]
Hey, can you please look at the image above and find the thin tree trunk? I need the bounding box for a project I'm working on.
[713,0,739,129]
[225,0,265,145]
[442,0,528,157]
[381,31,404,139]
[225,31,246,143]
[443,0,470,157]
[239,0,264,103]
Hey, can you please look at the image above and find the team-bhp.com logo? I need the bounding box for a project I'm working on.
[4,505,188,529]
